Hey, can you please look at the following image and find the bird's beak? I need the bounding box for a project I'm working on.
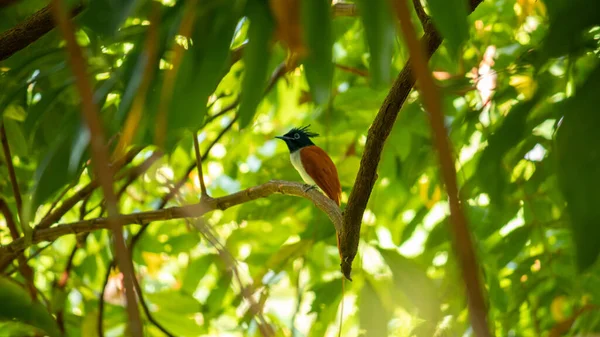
[275,136,292,140]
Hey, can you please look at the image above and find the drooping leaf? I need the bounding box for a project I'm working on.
[427,0,470,60]
[359,279,390,337]
[181,254,215,295]
[28,117,85,216]
[80,0,140,37]
[308,278,343,337]
[2,118,28,157]
[490,226,533,267]
[355,0,395,87]
[238,0,275,128]
[379,248,441,329]
[0,278,62,337]
[555,65,600,271]
[543,0,600,57]
[301,0,333,104]
[168,2,242,132]
[476,95,540,204]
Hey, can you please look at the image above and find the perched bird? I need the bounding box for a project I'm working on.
[276,126,342,206]
[276,125,343,257]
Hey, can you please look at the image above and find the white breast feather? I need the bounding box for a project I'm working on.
[290,151,316,185]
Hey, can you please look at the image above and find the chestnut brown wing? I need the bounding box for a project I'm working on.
[300,145,342,206]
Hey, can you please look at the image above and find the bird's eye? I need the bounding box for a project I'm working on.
[294,133,300,139]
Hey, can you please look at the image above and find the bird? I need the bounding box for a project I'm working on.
[276,125,342,256]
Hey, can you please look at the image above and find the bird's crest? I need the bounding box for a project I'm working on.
[290,125,319,138]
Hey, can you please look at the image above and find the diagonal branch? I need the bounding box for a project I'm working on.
[339,0,483,279]
[412,0,429,28]
[1,180,342,257]
[0,3,83,61]
[49,0,142,335]
[392,0,489,336]
[36,147,143,230]
[193,133,208,198]
[0,198,36,298]
[0,124,23,218]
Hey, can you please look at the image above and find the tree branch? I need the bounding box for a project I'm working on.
[0,199,36,298]
[0,124,23,218]
[132,272,175,337]
[412,0,429,28]
[49,0,142,335]
[339,0,484,279]
[193,133,208,198]
[36,147,143,230]
[392,0,489,336]
[1,180,342,257]
[0,3,83,61]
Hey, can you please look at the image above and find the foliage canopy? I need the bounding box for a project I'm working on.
[1,0,600,336]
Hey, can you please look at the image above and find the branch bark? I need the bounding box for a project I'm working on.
[49,0,142,335]
[0,180,342,257]
[0,3,83,61]
[0,124,23,218]
[392,0,489,335]
[0,199,36,298]
[339,0,484,279]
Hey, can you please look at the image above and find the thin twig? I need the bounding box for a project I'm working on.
[1,180,342,257]
[55,244,78,332]
[334,63,369,77]
[131,272,175,336]
[189,218,274,336]
[203,97,240,126]
[392,0,489,336]
[37,146,142,230]
[157,117,237,210]
[0,199,36,298]
[98,260,115,337]
[193,133,208,198]
[0,124,23,219]
[116,152,163,199]
[49,0,142,335]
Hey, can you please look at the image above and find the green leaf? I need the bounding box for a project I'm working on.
[28,118,84,217]
[308,278,343,337]
[355,0,395,87]
[181,254,215,294]
[359,280,390,337]
[379,249,441,328]
[80,0,139,37]
[168,2,241,133]
[204,272,233,317]
[555,65,600,271]
[476,95,540,204]
[301,0,333,104]
[23,81,73,136]
[3,118,28,157]
[543,0,600,57]
[238,0,274,128]
[0,278,62,337]
[146,290,202,313]
[427,0,470,60]
[490,226,532,267]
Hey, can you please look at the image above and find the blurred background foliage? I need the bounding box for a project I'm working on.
[1,0,600,336]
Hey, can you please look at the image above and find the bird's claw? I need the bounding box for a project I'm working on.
[303,184,317,193]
